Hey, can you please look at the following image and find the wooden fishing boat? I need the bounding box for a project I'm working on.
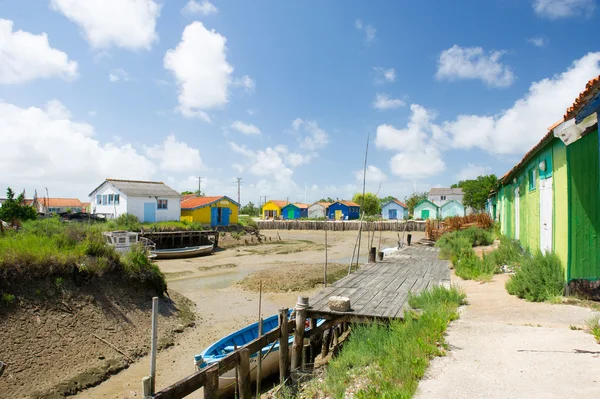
[194,312,321,396]
[102,231,156,257]
[152,244,213,260]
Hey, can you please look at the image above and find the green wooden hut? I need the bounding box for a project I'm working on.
[491,75,600,295]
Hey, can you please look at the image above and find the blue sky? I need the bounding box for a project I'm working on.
[1,0,599,205]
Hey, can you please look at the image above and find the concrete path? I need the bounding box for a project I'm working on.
[416,273,600,399]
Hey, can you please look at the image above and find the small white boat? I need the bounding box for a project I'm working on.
[151,244,214,260]
[102,231,156,257]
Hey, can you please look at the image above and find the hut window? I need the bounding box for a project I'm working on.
[157,199,168,210]
[108,194,113,204]
[114,194,120,204]
[102,195,108,205]
[96,195,101,204]
[528,169,536,191]
[441,195,446,200]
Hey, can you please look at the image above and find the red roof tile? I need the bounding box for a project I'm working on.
[564,75,600,120]
[181,196,224,209]
[340,200,360,207]
[180,194,197,202]
[265,200,289,209]
[41,198,84,207]
[393,199,408,208]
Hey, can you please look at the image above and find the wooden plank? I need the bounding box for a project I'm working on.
[238,348,251,399]
[204,367,219,399]
[358,290,389,317]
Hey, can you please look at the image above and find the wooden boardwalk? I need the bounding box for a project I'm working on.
[308,246,450,319]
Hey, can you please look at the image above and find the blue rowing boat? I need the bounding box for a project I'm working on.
[194,311,320,395]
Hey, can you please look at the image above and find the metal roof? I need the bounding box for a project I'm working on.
[89,179,181,197]
[428,188,463,196]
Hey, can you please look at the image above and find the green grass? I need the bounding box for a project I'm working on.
[505,251,564,302]
[0,217,167,295]
[436,227,496,281]
[300,286,466,399]
[586,314,600,343]
[238,215,258,228]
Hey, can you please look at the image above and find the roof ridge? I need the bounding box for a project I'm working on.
[106,178,164,184]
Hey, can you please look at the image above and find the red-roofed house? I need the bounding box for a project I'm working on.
[36,198,85,214]
[181,196,239,226]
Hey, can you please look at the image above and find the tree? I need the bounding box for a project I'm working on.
[352,192,381,216]
[452,174,498,210]
[318,197,335,203]
[181,190,203,196]
[379,195,398,205]
[0,188,37,221]
[240,201,259,216]
[181,190,194,195]
[404,192,428,216]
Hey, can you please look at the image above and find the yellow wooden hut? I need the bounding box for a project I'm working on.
[180,196,239,226]
[261,200,289,219]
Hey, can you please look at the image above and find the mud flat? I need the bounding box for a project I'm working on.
[73,230,423,398]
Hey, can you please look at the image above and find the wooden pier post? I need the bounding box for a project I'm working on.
[238,348,251,399]
[368,247,376,263]
[321,328,332,357]
[278,307,290,384]
[150,296,159,393]
[204,366,219,399]
[291,296,309,371]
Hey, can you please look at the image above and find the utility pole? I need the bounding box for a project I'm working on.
[196,176,203,197]
[236,178,242,205]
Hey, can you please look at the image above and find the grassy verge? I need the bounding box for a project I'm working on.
[299,285,466,398]
[586,314,600,343]
[436,227,497,281]
[238,263,347,292]
[505,251,564,302]
[0,217,166,300]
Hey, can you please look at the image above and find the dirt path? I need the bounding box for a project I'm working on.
[75,230,419,398]
[416,273,600,399]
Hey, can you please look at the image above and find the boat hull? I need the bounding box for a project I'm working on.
[152,244,213,260]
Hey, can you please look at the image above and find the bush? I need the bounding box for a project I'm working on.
[486,236,524,267]
[238,215,258,229]
[505,251,564,302]
[122,244,167,295]
[114,213,141,231]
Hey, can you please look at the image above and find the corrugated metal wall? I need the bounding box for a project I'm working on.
[567,129,600,280]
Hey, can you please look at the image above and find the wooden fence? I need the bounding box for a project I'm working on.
[150,298,383,399]
[256,220,439,232]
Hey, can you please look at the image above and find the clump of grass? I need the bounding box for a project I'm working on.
[505,251,564,302]
[485,236,524,269]
[122,244,167,295]
[586,314,600,342]
[302,286,465,398]
[436,228,495,281]
[2,293,15,305]
[238,215,258,229]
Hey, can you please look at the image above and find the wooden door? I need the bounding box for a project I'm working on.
[540,177,553,254]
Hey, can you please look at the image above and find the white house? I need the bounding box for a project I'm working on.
[428,188,464,207]
[308,202,331,219]
[89,179,181,222]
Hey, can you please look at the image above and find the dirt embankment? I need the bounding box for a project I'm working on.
[0,275,193,399]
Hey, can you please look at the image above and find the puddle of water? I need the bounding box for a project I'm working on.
[168,269,252,292]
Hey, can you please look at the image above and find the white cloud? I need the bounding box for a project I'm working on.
[247,109,257,116]
[375,104,446,179]
[182,0,218,15]
[390,148,446,180]
[232,75,256,93]
[0,19,78,84]
[231,121,261,135]
[355,19,376,43]
[50,0,160,50]
[455,164,492,181]
[292,119,329,150]
[229,143,294,182]
[372,93,405,110]
[436,45,515,88]
[532,0,595,19]
[373,67,396,83]
[445,52,600,154]
[0,99,157,198]
[355,165,387,183]
[108,68,130,82]
[164,22,234,121]
[144,134,203,173]
[528,36,547,47]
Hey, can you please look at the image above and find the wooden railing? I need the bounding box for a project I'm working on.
[149,297,377,398]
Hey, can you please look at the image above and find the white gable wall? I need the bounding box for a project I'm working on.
[90,182,181,222]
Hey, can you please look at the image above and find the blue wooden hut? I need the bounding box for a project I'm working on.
[327,201,360,220]
[381,199,408,220]
[440,200,465,219]
[281,203,309,220]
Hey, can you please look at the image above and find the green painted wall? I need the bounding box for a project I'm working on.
[552,140,569,276]
[567,129,600,280]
